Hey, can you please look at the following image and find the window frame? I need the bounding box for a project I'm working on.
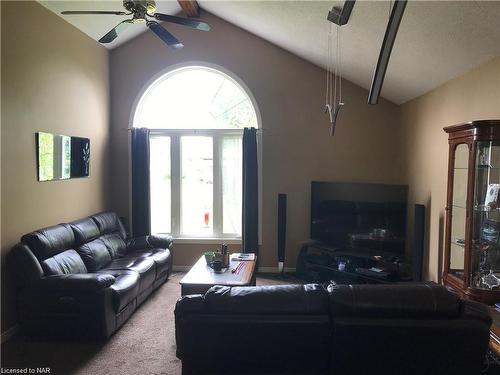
[131,63,262,244]
[150,128,243,241]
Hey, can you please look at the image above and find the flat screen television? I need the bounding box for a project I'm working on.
[310,181,408,255]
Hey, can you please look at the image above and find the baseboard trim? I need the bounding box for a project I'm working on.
[1,324,19,343]
[172,265,191,272]
[172,265,296,273]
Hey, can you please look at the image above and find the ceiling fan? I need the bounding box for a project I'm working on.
[61,0,211,49]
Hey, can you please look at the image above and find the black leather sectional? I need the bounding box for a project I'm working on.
[9,212,173,339]
[175,283,492,375]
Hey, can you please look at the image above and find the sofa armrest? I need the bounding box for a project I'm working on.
[461,299,492,326]
[36,273,115,293]
[126,234,173,251]
[175,294,205,317]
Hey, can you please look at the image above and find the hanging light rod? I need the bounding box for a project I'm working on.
[368,0,407,105]
[327,0,356,26]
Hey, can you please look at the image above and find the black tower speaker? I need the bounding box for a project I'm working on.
[277,194,287,273]
[413,204,425,281]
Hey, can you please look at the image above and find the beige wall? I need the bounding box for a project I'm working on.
[1,1,110,333]
[400,56,500,281]
[109,12,403,269]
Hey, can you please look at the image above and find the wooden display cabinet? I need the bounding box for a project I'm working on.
[443,120,500,304]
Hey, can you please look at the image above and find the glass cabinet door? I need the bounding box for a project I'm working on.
[449,143,469,281]
[471,141,500,290]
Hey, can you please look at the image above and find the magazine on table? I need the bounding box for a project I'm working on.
[231,253,256,261]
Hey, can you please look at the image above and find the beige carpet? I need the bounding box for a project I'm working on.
[1,273,298,375]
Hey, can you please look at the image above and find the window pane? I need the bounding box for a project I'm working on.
[150,136,171,234]
[134,67,257,130]
[181,137,213,235]
[222,136,242,235]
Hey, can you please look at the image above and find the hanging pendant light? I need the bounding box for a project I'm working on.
[324,22,343,137]
[324,1,355,136]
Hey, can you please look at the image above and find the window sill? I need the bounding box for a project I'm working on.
[173,237,242,245]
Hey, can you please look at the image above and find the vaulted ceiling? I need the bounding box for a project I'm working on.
[39,1,500,104]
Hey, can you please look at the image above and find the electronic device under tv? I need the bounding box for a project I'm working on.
[310,181,408,255]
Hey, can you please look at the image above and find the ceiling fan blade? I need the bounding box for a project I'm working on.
[99,20,133,44]
[62,11,129,15]
[147,21,184,49]
[153,13,210,31]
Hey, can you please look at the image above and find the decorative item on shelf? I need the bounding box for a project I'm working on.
[481,220,500,243]
[479,147,490,166]
[338,261,346,271]
[485,184,500,210]
[481,272,500,290]
[371,228,390,239]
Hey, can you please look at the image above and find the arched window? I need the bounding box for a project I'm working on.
[134,66,259,238]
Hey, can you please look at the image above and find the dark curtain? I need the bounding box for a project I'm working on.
[131,127,151,237]
[242,127,258,254]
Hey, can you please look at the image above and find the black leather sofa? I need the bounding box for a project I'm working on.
[175,283,492,375]
[9,212,173,339]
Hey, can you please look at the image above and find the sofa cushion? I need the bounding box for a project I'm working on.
[100,233,127,259]
[68,218,100,245]
[91,212,127,240]
[127,234,173,251]
[329,284,461,318]
[128,248,171,278]
[76,239,112,272]
[103,257,156,292]
[41,249,87,276]
[98,270,140,312]
[38,273,115,292]
[21,224,75,261]
[205,284,328,315]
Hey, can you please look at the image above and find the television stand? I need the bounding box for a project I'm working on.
[296,241,411,284]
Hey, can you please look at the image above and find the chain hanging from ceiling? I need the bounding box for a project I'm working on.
[324,6,345,137]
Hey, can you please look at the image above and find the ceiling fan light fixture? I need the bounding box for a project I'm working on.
[61,0,210,49]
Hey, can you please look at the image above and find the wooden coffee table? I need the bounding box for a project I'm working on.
[180,255,257,296]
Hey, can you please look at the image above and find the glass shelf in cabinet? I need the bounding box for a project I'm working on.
[476,164,500,169]
[473,205,500,212]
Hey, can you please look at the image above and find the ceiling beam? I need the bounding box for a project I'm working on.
[368,0,407,105]
[327,0,356,26]
[177,1,200,18]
